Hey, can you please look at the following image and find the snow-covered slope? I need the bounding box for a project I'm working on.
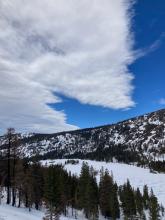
[41,159,165,207]
[0,204,43,220]
[0,204,78,220]
[0,109,165,164]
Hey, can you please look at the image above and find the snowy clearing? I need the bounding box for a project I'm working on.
[0,204,78,220]
[41,159,165,207]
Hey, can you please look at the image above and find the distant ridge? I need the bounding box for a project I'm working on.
[0,109,165,170]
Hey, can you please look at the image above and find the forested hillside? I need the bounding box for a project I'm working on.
[0,128,165,219]
[1,109,165,172]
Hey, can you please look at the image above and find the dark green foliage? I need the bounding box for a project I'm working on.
[65,159,79,165]
[119,180,136,219]
[149,190,160,220]
[143,185,150,209]
[44,165,67,214]
[77,163,99,219]
[31,162,44,210]
[99,169,120,219]
[135,188,145,219]
[0,158,164,220]
[149,161,165,173]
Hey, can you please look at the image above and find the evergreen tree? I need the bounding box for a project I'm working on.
[31,162,44,210]
[88,171,99,220]
[135,188,145,219]
[11,133,20,206]
[77,162,90,215]
[99,170,120,219]
[119,180,136,219]
[6,128,15,204]
[15,159,25,207]
[77,163,99,219]
[143,185,149,209]
[111,183,120,220]
[24,164,34,211]
[44,166,57,205]
[149,190,160,220]
[43,166,66,219]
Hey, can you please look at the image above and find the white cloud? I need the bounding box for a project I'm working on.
[0,0,136,134]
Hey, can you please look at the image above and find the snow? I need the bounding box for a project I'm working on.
[0,204,78,220]
[1,109,165,160]
[0,159,165,219]
[41,159,165,207]
[0,204,44,220]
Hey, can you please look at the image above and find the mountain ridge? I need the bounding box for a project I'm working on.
[25,108,165,136]
[0,108,165,170]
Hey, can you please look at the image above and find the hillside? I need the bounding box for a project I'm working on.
[0,109,165,169]
[1,159,165,219]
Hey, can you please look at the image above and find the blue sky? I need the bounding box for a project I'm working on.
[0,0,165,133]
[50,1,165,128]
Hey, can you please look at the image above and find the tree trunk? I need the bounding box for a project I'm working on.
[25,192,28,208]
[18,190,21,208]
[12,146,16,206]
[12,187,16,206]
[35,202,39,210]
[7,137,11,204]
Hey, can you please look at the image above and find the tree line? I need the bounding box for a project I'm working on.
[0,128,164,219]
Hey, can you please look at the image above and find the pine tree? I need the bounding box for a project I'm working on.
[135,188,144,218]
[119,180,136,219]
[6,128,15,204]
[99,170,120,219]
[88,170,99,220]
[111,183,120,220]
[11,133,20,206]
[77,163,99,219]
[149,189,160,220]
[67,173,78,217]
[15,159,25,207]
[77,162,90,214]
[43,166,64,219]
[22,162,34,211]
[31,162,44,210]
[143,185,149,209]
[44,166,56,206]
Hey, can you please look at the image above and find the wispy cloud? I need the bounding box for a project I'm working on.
[135,32,165,59]
[159,98,165,105]
[0,0,136,134]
